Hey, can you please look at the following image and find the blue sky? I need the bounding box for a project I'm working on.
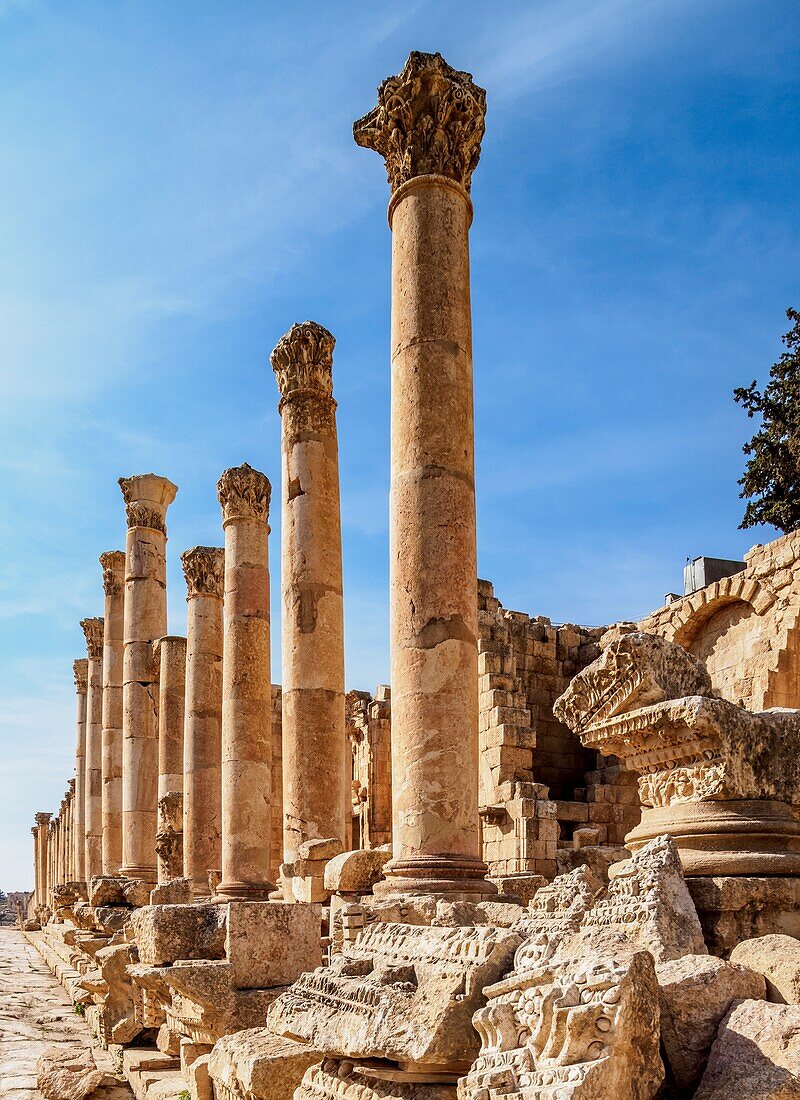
[1,0,798,888]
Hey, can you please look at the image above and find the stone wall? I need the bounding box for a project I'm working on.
[639,529,800,710]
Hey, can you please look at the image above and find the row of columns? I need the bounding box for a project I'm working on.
[32,50,491,910]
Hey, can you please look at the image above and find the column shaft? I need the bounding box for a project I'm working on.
[72,661,88,882]
[100,551,125,874]
[181,547,225,894]
[81,617,105,880]
[272,322,347,863]
[217,464,274,898]
[155,635,186,881]
[119,474,178,881]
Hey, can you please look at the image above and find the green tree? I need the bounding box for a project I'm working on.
[735,308,800,532]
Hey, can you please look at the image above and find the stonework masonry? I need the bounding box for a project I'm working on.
[100,550,126,876]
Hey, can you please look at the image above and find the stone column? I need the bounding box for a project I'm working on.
[35,812,51,911]
[72,659,88,883]
[216,464,274,899]
[100,550,125,875]
[48,820,56,904]
[271,322,347,863]
[181,546,225,894]
[154,635,186,882]
[119,474,178,882]
[67,780,75,880]
[81,617,105,881]
[31,827,39,909]
[355,52,491,897]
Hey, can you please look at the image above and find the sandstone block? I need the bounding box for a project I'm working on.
[130,902,226,966]
[731,935,800,1005]
[149,877,192,905]
[324,848,392,894]
[657,953,767,1091]
[225,900,322,989]
[36,1047,108,1100]
[209,1031,324,1100]
[694,999,800,1098]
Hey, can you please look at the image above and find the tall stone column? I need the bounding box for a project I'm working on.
[119,474,178,882]
[181,546,225,894]
[73,659,88,883]
[100,550,125,875]
[48,820,56,903]
[271,322,347,862]
[35,813,51,911]
[154,635,186,882]
[355,52,491,897]
[216,464,274,899]
[81,617,105,881]
[67,780,75,880]
[31,827,39,909]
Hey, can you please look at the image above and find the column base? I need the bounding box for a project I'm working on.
[120,864,157,884]
[215,880,276,901]
[372,856,496,901]
[626,799,800,877]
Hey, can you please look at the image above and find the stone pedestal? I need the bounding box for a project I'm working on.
[355,51,490,898]
[81,616,105,881]
[73,659,88,884]
[153,636,187,882]
[119,473,178,882]
[100,550,125,874]
[271,321,348,863]
[181,546,225,896]
[216,465,274,899]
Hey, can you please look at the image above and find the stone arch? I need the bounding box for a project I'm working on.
[669,572,776,649]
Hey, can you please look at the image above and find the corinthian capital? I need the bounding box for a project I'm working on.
[80,617,105,661]
[99,550,125,596]
[354,51,486,193]
[181,546,225,599]
[271,321,335,403]
[73,658,88,693]
[118,473,178,534]
[35,812,52,825]
[217,464,271,526]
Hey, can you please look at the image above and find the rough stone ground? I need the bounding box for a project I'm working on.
[0,927,132,1099]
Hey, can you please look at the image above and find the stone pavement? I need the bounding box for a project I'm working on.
[0,927,132,1099]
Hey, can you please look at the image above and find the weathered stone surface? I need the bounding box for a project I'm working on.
[694,999,800,1098]
[37,1046,108,1100]
[149,877,192,906]
[267,922,521,1073]
[225,900,322,989]
[657,953,766,1091]
[209,1031,323,1100]
[325,848,392,895]
[688,876,800,957]
[162,959,285,1046]
[92,941,140,1045]
[92,906,130,934]
[297,1061,456,1100]
[129,902,226,966]
[460,949,664,1100]
[731,935,800,1005]
[88,875,129,908]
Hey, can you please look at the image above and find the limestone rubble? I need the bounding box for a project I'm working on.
[19,46,800,1100]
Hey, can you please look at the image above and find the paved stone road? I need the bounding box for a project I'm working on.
[0,928,132,1099]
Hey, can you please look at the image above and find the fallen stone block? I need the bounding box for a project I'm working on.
[731,934,800,1005]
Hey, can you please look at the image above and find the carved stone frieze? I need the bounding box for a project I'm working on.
[80,617,105,661]
[271,321,335,403]
[217,464,271,526]
[99,550,125,596]
[354,51,486,193]
[181,546,225,599]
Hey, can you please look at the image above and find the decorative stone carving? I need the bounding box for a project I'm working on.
[354,51,486,193]
[181,546,225,599]
[266,921,522,1075]
[299,1061,457,1100]
[271,321,335,402]
[99,549,125,596]
[460,949,664,1100]
[554,632,800,876]
[217,463,271,526]
[80,617,104,661]
[73,659,88,693]
[118,473,177,533]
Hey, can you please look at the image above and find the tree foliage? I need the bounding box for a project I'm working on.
[735,308,800,532]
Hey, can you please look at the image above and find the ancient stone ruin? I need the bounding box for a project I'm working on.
[20,49,800,1100]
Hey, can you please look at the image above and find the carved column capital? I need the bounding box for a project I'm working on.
[99,550,125,596]
[271,321,335,404]
[31,826,38,837]
[217,463,271,526]
[35,812,52,825]
[181,546,225,599]
[73,658,88,693]
[118,473,178,534]
[354,51,486,193]
[80,617,105,661]
[68,778,76,797]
